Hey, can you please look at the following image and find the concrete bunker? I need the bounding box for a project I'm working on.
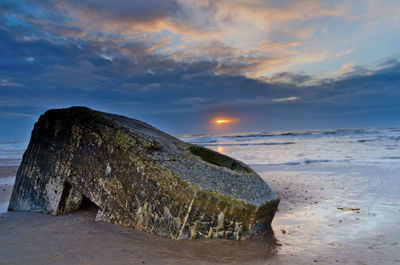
[8,107,279,240]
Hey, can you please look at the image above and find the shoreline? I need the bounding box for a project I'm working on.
[0,166,18,213]
[1,163,400,264]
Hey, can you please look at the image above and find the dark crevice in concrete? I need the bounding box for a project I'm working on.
[79,195,98,210]
[57,182,71,215]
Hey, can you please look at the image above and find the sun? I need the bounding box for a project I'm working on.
[211,117,238,125]
[215,119,232,124]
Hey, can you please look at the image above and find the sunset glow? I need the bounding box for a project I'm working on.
[1,0,400,139]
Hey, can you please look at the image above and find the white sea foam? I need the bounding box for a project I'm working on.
[0,141,28,160]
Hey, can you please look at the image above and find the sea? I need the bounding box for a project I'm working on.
[180,127,400,166]
[1,127,399,167]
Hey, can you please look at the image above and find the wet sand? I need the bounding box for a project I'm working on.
[1,163,400,264]
[257,163,400,264]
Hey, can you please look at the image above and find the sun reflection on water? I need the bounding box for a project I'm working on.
[217,146,225,154]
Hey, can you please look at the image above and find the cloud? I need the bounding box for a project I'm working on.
[335,62,355,75]
[0,111,34,118]
[2,0,397,81]
[1,0,400,138]
[272,97,299,102]
[262,72,313,85]
[175,97,215,105]
[0,0,371,78]
[1,79,20,87]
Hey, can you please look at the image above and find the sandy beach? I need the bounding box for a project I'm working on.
[1,162,399,264]
[259,163,400,264]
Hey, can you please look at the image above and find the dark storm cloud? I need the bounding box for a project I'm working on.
[1,11,399,114]
[263,72,313,85]
[57,0,182,23]
[0,0,399,140]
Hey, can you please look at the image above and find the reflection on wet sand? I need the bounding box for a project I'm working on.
[258,163,400,264]
[0,209,278,265]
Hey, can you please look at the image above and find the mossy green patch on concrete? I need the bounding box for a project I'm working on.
[113,130,137,151]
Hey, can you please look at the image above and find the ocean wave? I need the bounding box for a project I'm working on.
[203,142,296,147]
[290,158,352,165]
[304,159,331,164]
[0,158,21,166]
[223,133,274,138]
[358,139,377,143]
[0,142,28,160]
[182,128,385,143]
[283,161,302,165]
[185,137,218,144]
[267,158,352,166]
[223,131,314,138]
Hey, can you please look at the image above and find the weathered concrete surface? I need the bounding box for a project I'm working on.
[8,107,279,240]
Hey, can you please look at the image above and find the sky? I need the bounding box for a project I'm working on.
[1,0,400,141]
